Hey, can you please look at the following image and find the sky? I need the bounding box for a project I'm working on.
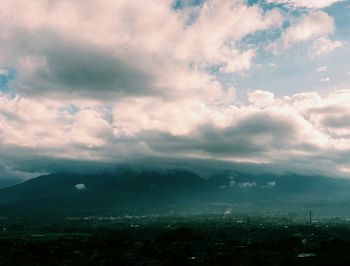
[0,0,350,183]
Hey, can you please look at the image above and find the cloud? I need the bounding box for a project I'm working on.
[248,90,275,108]
[317,66,328,72]
[320,77,331,82]
[226,179,259,189]
[113,97,212,136]
[0,162,40,188]
[269,10,342,58]
[281,11,334,48]
[0,93,114,159]
[75,183,86,190]
[304,90,350,138]
[2,89,350,178]
[121,90,350,176]
[140,106,326,163]
[0,0,349,181]
[0,68,16,91]
[229,180,237,188]
[239,182,257,188]
[220,49,256,73]
[262,181,276,188]
[266,0,343,9]
[309,37,343,58]
[17,38,154,99]
[0,0,283,101]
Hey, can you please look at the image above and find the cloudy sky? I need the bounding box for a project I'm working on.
[0,0,350,183]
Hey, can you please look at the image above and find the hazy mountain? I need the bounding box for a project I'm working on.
[0,169,350,217]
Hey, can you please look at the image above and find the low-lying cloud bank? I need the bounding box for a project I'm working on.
[1,89,350,179]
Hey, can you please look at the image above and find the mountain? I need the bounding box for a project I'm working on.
[0,169,350,217]
[0,170,209,216]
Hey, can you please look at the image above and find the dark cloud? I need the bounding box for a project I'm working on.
[0,164,24,188]
[6,30,155,100]
[142,112,305,157]
[322,115,350,129]
[0,155,42,188]
[27,43,153,99]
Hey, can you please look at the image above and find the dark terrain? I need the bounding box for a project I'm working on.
[0,214,350,265]
[1,169,350,217]
[1,170,350,265]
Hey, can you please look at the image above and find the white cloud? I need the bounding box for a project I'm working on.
[248,90,275,108]
[271,11,341,58]
[266,0,343,9]
[0,93,113,159]
[0,69,9,76]
[282,11,334,48]
[220,49,256,73]
[113,97,211,136]
[265,181,276,188]
[75,183,86,190]
[181,1,283,68]
[239,182,257,188]
[320,77,331,82]
[310,37,343,58]
[229,180,237,188]
[0,162,42,187]
[317,66,328,72]
[2,89,350,176]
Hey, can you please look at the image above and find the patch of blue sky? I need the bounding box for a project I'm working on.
[57,104,80,125]
[99,105,114,124]
[172,0,204,26]
[315,42,350,86]
[326,1,350,41]
[247,0,306,15]
[215,41,340,100]
[247,0,283,10]
[83,0,349,104]
[205,64,223,76]
[60,104,80,115]
[172,0,204,10]
[239,27,283,51]
[0,68,16,93]
[0,75,8,90]
[216,1,349,99]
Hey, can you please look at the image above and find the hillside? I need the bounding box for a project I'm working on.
[0,169,350,217]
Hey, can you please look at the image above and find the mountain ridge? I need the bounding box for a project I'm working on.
[0,169,350,217]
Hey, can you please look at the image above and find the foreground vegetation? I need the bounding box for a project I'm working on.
[0,214,350,265]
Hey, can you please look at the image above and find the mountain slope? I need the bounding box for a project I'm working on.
[0,170,209,216]
[0,169,350,216]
